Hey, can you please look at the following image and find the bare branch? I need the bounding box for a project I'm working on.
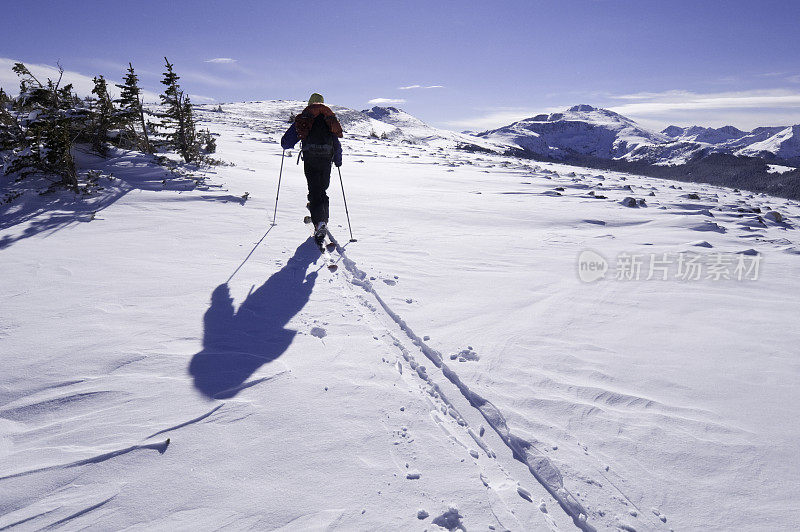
[53,61,64,92]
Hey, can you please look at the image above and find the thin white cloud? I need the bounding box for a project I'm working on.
[368,98,406,105]
[607,89,800,129]
[608,89,800,115]
[179,70,237,88]
[0,57,160,103]
[204,58,237,64]
[445,107,556,131]
[187,93,216,103]
[398,84,444,90]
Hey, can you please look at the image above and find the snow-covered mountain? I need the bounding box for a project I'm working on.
[479,104,800,167]
[360,105,506,150]
[362,106,433,136]
[478,104,681,162]
[661,124,800,164]
[734,125,800,162]
[661,125,748,144]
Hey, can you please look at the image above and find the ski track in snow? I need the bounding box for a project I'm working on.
[325,229,603,530]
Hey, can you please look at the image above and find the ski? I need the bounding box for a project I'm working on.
[305,216,338,271]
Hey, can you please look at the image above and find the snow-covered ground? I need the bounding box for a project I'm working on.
[2,101,800,531]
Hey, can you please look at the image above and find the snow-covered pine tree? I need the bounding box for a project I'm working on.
[6,62,78,188]
[90,75,114,155]
[158,57,198,162]
[115,63,152,153]
[0,107,16,152]
[0,88,16,151]
[181,94,200,162]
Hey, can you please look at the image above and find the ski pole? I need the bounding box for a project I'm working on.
[337,166,356,242]
[272,149,285,225]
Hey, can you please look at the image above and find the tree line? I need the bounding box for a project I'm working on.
[0,58,216,190]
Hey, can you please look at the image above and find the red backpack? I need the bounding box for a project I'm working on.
[295,104,343,140]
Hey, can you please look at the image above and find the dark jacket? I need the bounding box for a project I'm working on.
[281,123,342,167]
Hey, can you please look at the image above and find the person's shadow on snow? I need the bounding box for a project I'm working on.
[189,238,319,399]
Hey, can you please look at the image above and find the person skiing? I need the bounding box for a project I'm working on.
[281,93,343,247]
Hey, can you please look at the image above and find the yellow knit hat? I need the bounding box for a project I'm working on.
[308,93,324,105]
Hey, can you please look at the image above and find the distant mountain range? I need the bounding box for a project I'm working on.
[354,103,800,170]
[355,103,799,199]
[476,104,800,167]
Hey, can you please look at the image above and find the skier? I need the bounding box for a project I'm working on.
[281,93,343,247]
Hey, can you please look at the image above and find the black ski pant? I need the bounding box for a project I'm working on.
[304,156,332,227]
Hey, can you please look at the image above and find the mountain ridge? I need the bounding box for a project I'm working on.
[476,103,800,167]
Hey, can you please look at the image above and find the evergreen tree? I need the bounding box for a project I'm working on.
[181,94,200,162]
[0,105,18,152]
[6,62,78,187]
[0,88,16,151]
[90,75,114,155]
[115,62,152,153]
[159,57,193,161]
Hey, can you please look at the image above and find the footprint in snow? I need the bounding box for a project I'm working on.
[651,508,667,523]
[382,279,396,286]
[310,327,327,338]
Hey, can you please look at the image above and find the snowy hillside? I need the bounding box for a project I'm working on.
[190,100,399,140]
[196,101,507,153]
[362,106,433,136]
[360,106,506,151]
[2,101,800,531]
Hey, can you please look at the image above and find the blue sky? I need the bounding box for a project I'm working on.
[2,0,800,131]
